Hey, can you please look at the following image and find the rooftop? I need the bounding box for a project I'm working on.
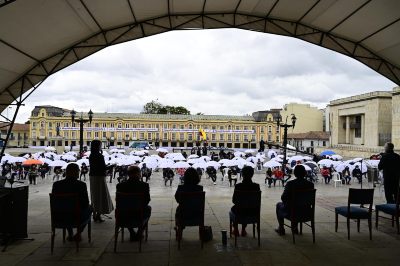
[329,91,393,106]
[288,131,330,140]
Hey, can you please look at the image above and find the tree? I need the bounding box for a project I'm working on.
[141,101,191,115]
[195,112,204,115]
[141,100,163,114]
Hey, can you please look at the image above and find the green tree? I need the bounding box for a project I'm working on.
[141,101,191,115]
[141,100,163,114]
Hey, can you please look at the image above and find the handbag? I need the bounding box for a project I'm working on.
[202,226,213,242]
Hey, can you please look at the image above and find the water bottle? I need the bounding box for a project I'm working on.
[221,230,227,246]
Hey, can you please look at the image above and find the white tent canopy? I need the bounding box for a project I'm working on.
[0,0,399,114]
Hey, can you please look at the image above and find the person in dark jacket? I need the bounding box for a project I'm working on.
[52,163,92,241]
[174,168,203,228]
[89,140,114,222]
[231,166,260,236]
[378,142,400,203]
[116,165,151,241]
[352,165,363,184]
[275,165,314,236]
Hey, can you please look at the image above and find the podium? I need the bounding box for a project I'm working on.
[0,184,29,251]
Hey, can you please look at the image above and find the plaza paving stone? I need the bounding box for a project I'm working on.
[1,170,399,266]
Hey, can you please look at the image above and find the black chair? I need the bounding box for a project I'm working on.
[114,192,150,252]
[49,193,91,254]
[335,188,374,240]
[229,190,261,247]
[376,186,400,234]
[175,191,205,250]
[284,189,316,244]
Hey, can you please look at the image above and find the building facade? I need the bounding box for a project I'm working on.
[280,103,324,134]
[0,123,30,147]
[287,131,330,154]
[329,91,393,150]
[29,106,284,149]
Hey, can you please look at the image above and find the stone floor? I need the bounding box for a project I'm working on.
[1,171,399,266]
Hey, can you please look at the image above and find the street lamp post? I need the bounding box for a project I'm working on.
[70,109,93,157]
[275,113,297,185]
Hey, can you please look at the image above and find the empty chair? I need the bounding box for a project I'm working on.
[284,189,316,244]
[335,188,374,240]
[333,172,342,187]
[229,190,261,247]
[175,191,206,250]
[376,187,400,234]
[114,192,150,252]
[49,193,91,254]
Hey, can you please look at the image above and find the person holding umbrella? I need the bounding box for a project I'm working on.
[378,142,400,203]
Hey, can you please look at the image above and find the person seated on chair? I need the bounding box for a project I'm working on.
[275,165,314,236]
[265,167,274,188]
[163,167,174,186]
[51,163,92,241]
[116,165,151,241]
[273,167,284,186]
[174,167,203,228]
[352,165,363,184]
[320,166,331,184]
[342,166,351,184]
[231,166,260,237]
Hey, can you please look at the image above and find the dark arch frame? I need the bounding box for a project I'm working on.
[1,1,399,156]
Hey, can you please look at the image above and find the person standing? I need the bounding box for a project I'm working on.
[378,142,400,203]
[89,139,114,222]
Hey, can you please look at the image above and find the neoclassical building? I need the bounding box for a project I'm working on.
[29,106,283,149]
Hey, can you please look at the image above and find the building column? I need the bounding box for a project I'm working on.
[345,116,350,144]
[361,115,365,145]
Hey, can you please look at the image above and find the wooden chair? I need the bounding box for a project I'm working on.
[376,186,400,234]
[175,191,205,250]
[335,188,374,240]
[229,190,261,247]
[49,193,91,254]
[114,192,150,252]
[284,189,316,244]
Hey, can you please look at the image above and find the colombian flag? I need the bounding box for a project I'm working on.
[199,128,207,140]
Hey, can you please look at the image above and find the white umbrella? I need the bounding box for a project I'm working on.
[263,160,281,168]
[234,151,245,157]
[330,154,343,160]
[9,157,26,163]
[294,164,312,171]
[166,153,186,161]
[205,161,221,169]
[129,155,142,162]
[244,149,255,154]
[62,162,79,170]
[109,148,119,153]
[200,156,211,162]
[158,159,175,168]
[335,163,347,173]
[365,160,380,168]
[271,157,283,163]
[246,156,264,163]
[192,162,207,169]
[38,158,53,165]
[76,158,89,166]
[352,157,364,163]
[173,161,190,169]
[187,154,199,159]
[318,159,334,167]
[218,159,231,164]
[286,144,296,150]
[65,151,77,156]
[187,158,202,164]
[156,147,169,153]
[350,162,368,173]
[288,155,305,163]
[239,161,255,169]
[302,156,313,161]
[60,155,77,162]
[117,149,126,154]
[45,146,56,152]
[1,155,14,163]
[138,161,157,170]
[49,160,67,167]
[223,160,238,167]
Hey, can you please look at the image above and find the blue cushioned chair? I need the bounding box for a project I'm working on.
[229,190,261,247]
[175,191,205,250]
[49,193,91,254]
[375,187,399,234]
[335,188,374,240]
[284,189,316,244]
[114,192,150,252]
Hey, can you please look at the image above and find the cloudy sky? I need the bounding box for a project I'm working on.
[9,29,397,123]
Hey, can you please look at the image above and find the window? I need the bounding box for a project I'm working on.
[171,133,176,140]
[355,115,362,138]
[125,123,129,128]
[95,123,99,127]
[268,126,272,133]
[180,133,184,141]
[228,125,232,130]
[40,121,45,128]
[220,126,224,130]
[140,132,144,140]
[268,135,272,142]
[102,123,107,128]
[235,134,239,141]
[219,134,224,141]
[323,141,326,146]
[110,132,115,138]
[163,123,168,129]
[212,126,216,130]
[63,132,68,138]
[148,133,152,139]
[228,134,232,141]
[172,124,177,129]
[110,123,115,128]
[180,125,184,129]
[212,134,216,141]
[117,132,122,140]
[236,126,240,130]
[32,122,36,129]
[188,133,193,141]
[87,132,91,139]
[244,126,248,130]
[251,135,256,141]
[276,136,279,142]
[48,122,52,128]
[311,141,314,147]
[244,135,248,141]
[95,132,99,138]
[72,122,76,127]
[71,132,76,138]
[126,133,130,139]
[117,123,122,128]
[102,132,106,138]
[32,131,36,138]
[188,124,193,130]
[163,133,168,140]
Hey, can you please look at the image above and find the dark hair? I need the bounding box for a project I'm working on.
[386,142,394,151]
[183,167,200,185]
[127,165,141,179]
[90,139,102,153]
[65,163,80,179]
[242,166,254,180]
[294,165,307,179]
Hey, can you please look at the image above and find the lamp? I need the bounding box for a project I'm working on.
[88,109,93,123]
[291,114,297,129]
[70,109,76,123]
